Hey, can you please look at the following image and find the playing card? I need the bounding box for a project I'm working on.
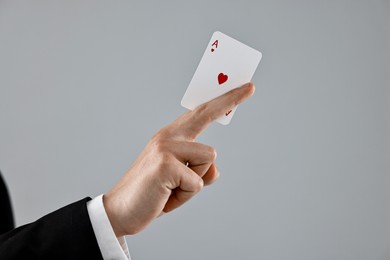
[181,31,262,125]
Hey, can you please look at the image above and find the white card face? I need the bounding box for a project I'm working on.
[181,31,262,125]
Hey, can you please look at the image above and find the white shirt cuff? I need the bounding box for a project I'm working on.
[87,194,131,260]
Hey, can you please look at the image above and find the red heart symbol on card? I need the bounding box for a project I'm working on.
[218,73,228,85]
[225,110,232,116]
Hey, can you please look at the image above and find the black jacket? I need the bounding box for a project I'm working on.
[0,173,14,235]
[0,172,103,259]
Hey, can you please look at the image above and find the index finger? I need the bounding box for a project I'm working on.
[172,82,255,140]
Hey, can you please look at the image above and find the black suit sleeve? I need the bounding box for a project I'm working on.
[0,198,104,260]
[0,174,14,234]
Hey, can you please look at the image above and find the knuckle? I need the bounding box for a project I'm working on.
[195,178,204,192]
[152,128,170,141]
[152,139,170,154]
[194,104,213,122]
[201,145,217,161]
[207,146,217,160]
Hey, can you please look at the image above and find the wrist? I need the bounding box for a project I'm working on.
[102,193,125,237]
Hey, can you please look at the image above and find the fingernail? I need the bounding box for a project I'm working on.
[245,82,255,96]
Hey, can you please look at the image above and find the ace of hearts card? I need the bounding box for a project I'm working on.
[181,31,262,125]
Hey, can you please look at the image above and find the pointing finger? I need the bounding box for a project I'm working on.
[171,82,255,140]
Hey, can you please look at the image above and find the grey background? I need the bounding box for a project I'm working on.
[0,0,389,259]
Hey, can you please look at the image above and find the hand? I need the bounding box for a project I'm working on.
[103,83,255,236]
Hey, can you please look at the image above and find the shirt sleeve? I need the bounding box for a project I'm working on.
[87,194,131,260]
